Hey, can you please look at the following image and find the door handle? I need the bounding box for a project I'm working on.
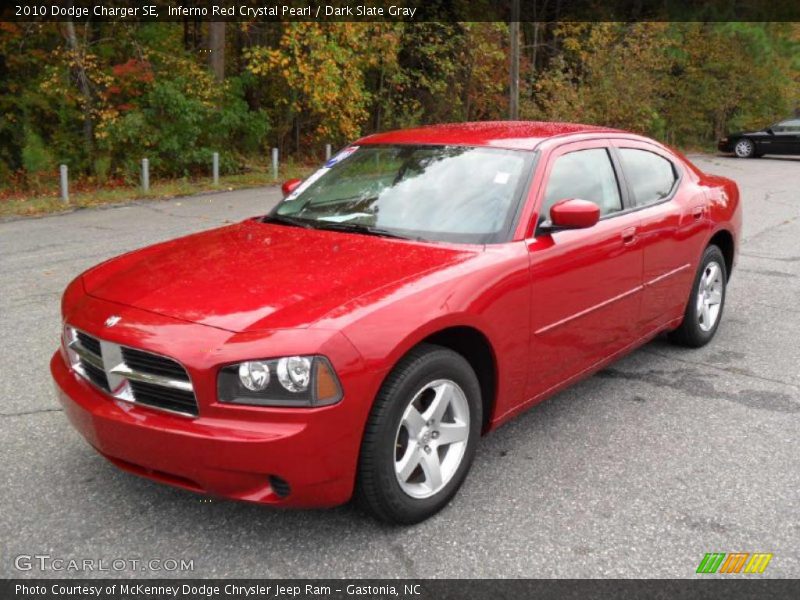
[621,226,637,245]
[692,205,705,219]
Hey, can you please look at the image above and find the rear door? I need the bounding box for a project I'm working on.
[612,140,708,329]
[525,140,643,394]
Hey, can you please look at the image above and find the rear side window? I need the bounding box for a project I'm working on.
[541,148,622,223]
[619,149,678,208]
[773,119,800,133]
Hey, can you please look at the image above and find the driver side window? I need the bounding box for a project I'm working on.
[540,148,622,224]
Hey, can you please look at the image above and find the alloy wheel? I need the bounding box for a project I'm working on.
[734,139,754,158]
[697,260,724,332]
[393,379,470,499]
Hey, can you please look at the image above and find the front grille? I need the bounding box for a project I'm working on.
[121,347,190,381]
[82,359,110,391]
[128,381,198,415]
[76,331,101,356]
[65,327,198,417]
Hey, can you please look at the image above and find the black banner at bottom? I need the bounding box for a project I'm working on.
[3,579,800,600]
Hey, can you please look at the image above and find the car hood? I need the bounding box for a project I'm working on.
[82,219,478,332]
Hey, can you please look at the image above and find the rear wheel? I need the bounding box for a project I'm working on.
[734,138,755,158]
[668,245,727,347]
[356,344,482,524]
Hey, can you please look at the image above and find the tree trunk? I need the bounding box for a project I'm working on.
[509,0,520,120]
[374,61,385,132]
[209,22,226,81]
[63,19,93,147]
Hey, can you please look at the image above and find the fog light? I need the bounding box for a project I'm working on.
[277,356,311,392]
[269,475,291,498]
[238,361,270,391]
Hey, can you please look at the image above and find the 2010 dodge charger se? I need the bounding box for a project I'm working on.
[52,122,741,523]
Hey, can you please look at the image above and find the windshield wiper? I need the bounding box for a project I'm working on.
[263,214,315,229]
[266,214,421,241]
[313,221,419,241]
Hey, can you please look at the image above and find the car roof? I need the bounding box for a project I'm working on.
[355,121,625,151]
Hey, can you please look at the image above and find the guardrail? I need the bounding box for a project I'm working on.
[56,144,333,204]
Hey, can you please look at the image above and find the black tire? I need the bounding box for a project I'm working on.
[668,245,727,348]
[734,138,755,158]
[356,344,482,524]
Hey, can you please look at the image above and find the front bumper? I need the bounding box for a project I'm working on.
[717,139,733,152]
[51,285,384,508]
[51,328,373,508]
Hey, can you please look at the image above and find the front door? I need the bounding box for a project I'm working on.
[525,141,643,396]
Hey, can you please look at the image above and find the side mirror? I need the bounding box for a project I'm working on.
[281,178,302,198]
[548,198,600,230]
[766,127,774,135]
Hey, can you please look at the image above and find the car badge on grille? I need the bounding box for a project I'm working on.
[104,315,122,327]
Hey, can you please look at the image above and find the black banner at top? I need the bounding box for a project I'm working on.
[2,0,800,22]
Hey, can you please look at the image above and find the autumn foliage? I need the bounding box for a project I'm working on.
[0,22,797,189]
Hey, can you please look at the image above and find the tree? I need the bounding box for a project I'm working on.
[208,22,225,81]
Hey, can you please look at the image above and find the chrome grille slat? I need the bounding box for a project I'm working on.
[76,331,101,356]
[81,360,110,392]
[128,381,198,414]
[120,347,190,381]
[109,364,194,392]
[68,339,105,370]
[64,326,198,418]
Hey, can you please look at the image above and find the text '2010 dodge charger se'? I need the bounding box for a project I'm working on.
[52,122,741,523]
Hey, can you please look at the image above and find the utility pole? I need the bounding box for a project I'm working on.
[509,0,520,120]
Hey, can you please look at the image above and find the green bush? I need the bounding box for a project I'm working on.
[21,128,54,191]
[93,155,112,183]
[100,77,269,180]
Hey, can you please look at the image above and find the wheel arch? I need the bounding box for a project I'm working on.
[371,323,499,434]
[421,326,498,432]
[707,229,735,281]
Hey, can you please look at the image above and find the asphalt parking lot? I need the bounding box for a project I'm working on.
[1,155,798,578]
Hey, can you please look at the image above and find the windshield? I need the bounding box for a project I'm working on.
[269,144,535,243]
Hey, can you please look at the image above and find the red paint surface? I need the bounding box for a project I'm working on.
[53,122,741,506]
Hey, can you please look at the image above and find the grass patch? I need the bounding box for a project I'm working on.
[0,162,315,219]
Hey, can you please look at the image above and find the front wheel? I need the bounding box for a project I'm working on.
[668,245,727,347]
[356,344,482,524]
[734,138,755,158]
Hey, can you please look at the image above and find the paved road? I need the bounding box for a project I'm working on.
[1,156,798,578]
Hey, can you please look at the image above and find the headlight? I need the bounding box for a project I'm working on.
[238,361,270,391]
[217,355,343,407]
[276,356,311,392]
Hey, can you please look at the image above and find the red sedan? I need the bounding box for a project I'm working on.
[52,122,741,523]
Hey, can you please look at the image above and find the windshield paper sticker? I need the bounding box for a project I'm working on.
[494,172,510,184]
[285,146,359,202]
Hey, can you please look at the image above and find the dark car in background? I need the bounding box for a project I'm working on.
[718,117,800,158]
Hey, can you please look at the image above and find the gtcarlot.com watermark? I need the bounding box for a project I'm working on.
[14,554,194,572]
